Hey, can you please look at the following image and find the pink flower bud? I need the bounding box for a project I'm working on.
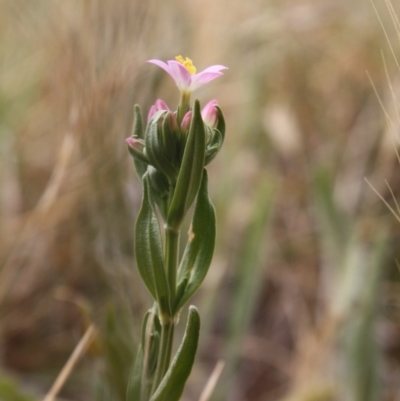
[166,111,178,131]
[147,99,171,122]
[126,137,148,164]
[201,99,218,127]
[125,137,144,151]
[181,110,193,132]
[155,99,170,110]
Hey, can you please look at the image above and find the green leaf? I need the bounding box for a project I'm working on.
[130,309,161,401]
[126,345,143,401]
[132,104,144,139]
[131,105,148,180]
[168,99,206,230]
[150,306,200,401]
[174,170,216,312]
[135,175,170,313]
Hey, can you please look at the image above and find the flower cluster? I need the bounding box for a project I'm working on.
[127,56,227,198]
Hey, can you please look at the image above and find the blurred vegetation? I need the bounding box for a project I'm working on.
[0,0,400,400]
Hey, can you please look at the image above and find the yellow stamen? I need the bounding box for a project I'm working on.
[175,55,196,75]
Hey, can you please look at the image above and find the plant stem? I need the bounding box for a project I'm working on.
[151,319,175,394]
[165,226,180,304]
[151,224,180,395]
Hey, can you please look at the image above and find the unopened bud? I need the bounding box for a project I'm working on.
[201,99,218,128]
[126,137,148,164]
[148,99,171,122]
[181,111,192,133]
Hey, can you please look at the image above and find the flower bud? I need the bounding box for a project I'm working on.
[148,99,171,122]
[145,110,180,181]
[201,99,218,128]
[125,137,149,164]
[162,111,179,161]
[204,105,226,166]
[181,111,192,133]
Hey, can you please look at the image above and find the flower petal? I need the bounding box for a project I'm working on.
[155,99,170,111]
[199,65,228,74]
[190,71,224,91]
[167,60,192,90]
[147,59,172,77]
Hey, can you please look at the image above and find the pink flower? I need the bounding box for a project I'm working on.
[201,99,218,127]
[147,99,170,122]
[147,56,227,93]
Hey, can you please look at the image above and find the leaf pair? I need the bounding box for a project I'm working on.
[127,307,200,401]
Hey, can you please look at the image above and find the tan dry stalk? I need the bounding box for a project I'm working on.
[198,360,225,401]
[43,324,96,401]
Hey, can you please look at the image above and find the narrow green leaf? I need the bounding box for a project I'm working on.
[168,99,206,230]
[135,175,170,313]
[174,170,216,312]
[150,306,200,401]
[313,168,351,267]
[126,345,143,401]
[139,309,161,401]
[132,104,144,139]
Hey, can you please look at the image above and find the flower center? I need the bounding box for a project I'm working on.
[175,55,196,75]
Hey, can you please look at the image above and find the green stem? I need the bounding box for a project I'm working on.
[177,90,191,125]
[151,216,180,396]
[165,226,180,304]
[151,321,175,394]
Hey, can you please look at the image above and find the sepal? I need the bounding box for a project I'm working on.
[215,105,225,141]
[129,105,148,180]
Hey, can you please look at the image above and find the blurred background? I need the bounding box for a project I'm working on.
[0,0,400,400]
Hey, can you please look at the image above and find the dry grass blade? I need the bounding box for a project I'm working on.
[43,325,96,401]
[364,177,400,223]
[370,0,400,70]
[198,360,225,401]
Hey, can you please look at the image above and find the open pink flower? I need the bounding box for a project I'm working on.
[147,56,227,93]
